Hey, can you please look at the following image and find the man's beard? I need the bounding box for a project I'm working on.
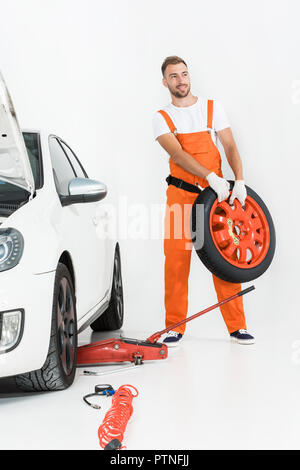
[169,84,190,99]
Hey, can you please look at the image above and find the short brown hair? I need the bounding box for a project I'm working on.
[161,56,187,77]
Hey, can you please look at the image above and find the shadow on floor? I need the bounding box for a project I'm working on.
[0,377,43,398]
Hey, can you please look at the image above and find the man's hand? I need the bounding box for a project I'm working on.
[206,172,230,202]
[229,180,247,206]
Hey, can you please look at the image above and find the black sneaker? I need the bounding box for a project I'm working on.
[230,329,255,345]
[163,331,183,347]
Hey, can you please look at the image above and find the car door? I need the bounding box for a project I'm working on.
[49,136,109,318]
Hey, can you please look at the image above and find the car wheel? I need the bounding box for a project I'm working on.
[191,180,276,283]
[15,263,77,392]
[90,243,124,332]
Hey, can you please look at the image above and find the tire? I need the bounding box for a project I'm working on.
[15,263,77,392]
[191,180,276,283]
[91,243,124,332]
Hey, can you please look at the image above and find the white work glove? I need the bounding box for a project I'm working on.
[206,172,230,202]
[229,180,247,206]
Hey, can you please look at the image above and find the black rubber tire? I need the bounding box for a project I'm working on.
[191,180,276,283]
[90,243,124,332]
[14,263,78,392]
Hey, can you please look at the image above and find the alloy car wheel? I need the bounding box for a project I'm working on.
[15,263,77,391]
[90,243,124,332]
[113,250,123,322]
[57,277,76,376]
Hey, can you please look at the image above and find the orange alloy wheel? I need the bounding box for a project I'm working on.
[209,194,270,269]
[191,180,276,283]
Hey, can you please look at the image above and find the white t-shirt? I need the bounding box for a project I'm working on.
[152,97,230,144]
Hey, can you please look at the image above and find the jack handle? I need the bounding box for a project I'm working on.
[146,285,255,344]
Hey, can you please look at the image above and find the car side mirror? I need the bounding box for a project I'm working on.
[61,177,107,206]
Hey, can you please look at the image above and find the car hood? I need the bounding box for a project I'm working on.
[0,71,35,195]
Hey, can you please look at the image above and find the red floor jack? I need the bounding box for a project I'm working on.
[77,285,255,369]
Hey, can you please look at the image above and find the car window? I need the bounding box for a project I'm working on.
[59,141,88,179]
[49,137,76,196]
[23,132,43,189]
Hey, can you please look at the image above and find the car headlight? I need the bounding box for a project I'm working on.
[0,228,24,272]
[0,309,24,353]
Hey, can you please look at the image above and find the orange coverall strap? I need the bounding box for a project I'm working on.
[158,110,177,135]
[207,99,213,130]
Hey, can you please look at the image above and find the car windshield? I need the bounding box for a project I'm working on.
[0,132,42,210]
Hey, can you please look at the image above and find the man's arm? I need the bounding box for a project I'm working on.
[156,132,230,202]
[156,133,211,179]
[217,127,243,180]
[217,127,247,205]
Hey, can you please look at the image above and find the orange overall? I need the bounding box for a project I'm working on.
[159,100,246,335]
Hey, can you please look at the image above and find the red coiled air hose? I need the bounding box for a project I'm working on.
[98,384,139,450]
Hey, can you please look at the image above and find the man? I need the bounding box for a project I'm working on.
[153,56,254,347]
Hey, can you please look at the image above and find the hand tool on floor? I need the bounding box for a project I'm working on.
[77,285,255,367]
[81,364,139,376]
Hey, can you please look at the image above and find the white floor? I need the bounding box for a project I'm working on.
[1,318,300,450]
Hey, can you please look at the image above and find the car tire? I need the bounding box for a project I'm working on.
[90,243,124,332]
[191,180,276,283]
[15,263,77,392]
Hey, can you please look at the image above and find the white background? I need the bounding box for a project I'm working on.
[1,0,300,450]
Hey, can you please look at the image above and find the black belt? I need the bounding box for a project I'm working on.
[166,175,202,194]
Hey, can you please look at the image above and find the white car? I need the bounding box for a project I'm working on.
[0,73,123,391]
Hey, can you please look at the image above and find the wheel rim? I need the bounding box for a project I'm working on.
[113,251,123,320]
[209,194,270,269]
[57,277,76,375]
